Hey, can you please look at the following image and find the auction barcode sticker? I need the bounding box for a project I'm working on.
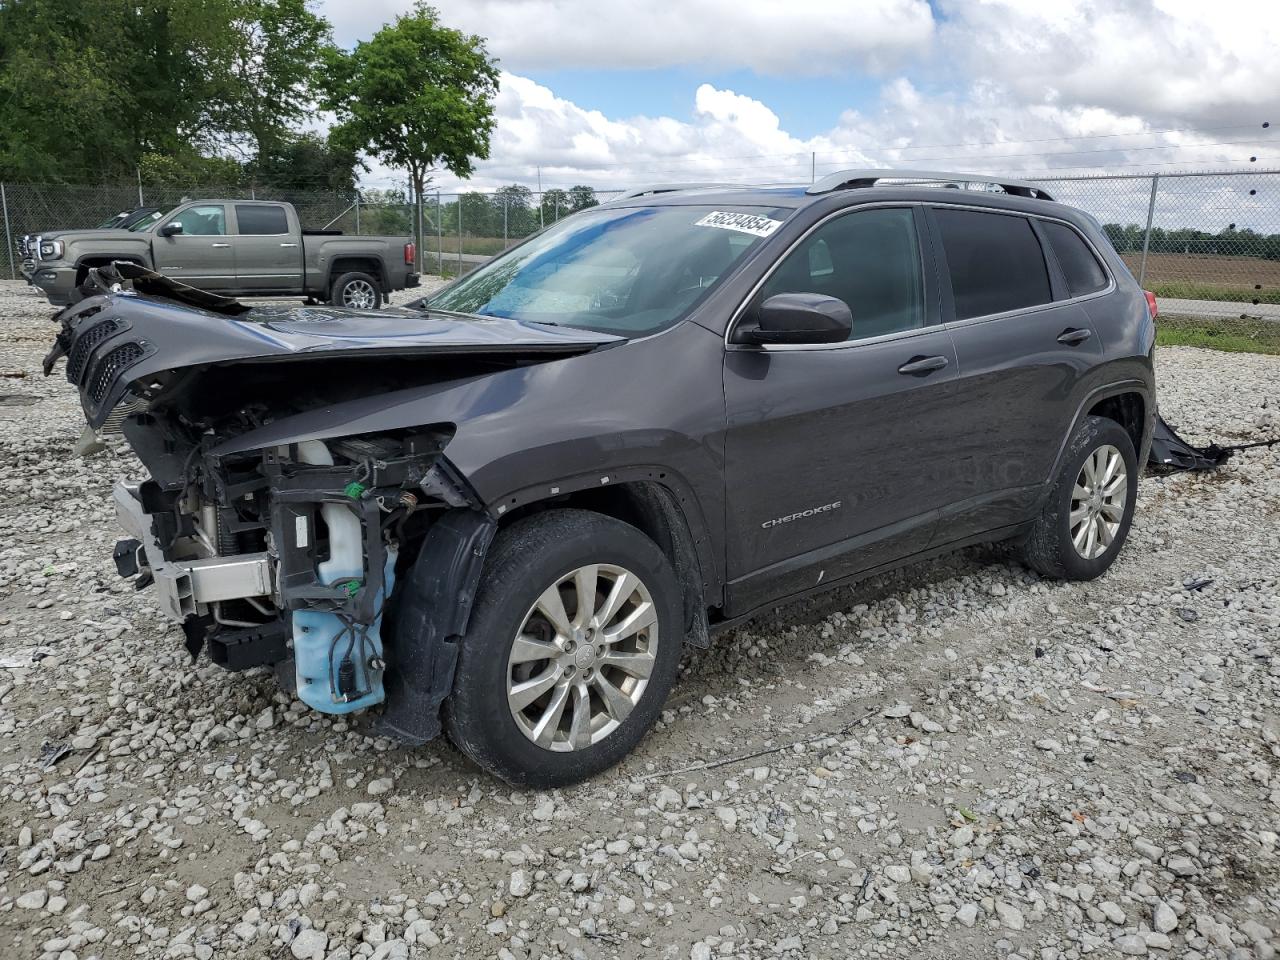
[694,210,783,238]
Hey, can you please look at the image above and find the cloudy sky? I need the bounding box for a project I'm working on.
[315,0,1280,195]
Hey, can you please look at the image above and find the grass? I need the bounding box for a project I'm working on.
[1155,314,1280,355]
[1147,280,1280,305]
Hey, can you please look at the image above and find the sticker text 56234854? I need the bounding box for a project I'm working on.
[694,211,783,238]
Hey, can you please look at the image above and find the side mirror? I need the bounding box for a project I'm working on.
[736,293,852,345]
[159,222,184,237]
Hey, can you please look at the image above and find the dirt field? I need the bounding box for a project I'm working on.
[1119,253,1280,303]
[0,280,1278,960]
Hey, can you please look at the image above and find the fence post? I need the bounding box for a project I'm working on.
[136,167,144,206]
[457,197,463,275]
[1138,173,1159,288]
[415,183,425,274]
[354,195,361,235]
[503,198,508,246]
[436,191,443,276]
[1,183,13,279]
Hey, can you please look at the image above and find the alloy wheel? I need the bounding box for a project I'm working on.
[341,279,377,309]
[506,563,658,752]
[1069,443,1127,560]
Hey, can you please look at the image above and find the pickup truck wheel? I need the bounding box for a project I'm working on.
[444,509,683,787]
[1021,415,1138,581]
[331,271,383,310]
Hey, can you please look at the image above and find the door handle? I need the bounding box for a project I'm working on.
[1057,327,1092,345]
[897,355,949,375]
[279,242,298,248]
[211,242,231,249]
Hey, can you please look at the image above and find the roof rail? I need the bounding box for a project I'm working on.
[806,168,1055,202]
[609,182,736,201]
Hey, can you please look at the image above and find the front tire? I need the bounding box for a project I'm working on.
[444,509,683,787]
[1021,415,1138,580]
[331,271,383,309]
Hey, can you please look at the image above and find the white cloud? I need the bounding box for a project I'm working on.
[413,71,1264,196]
[324,0,936,73]
[324,0,1280,197]
[941,0,1280,127]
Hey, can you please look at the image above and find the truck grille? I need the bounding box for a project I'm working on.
[67,315,118,385]
[88,342,145,404]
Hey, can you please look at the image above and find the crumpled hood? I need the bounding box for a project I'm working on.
[49,292,623,428]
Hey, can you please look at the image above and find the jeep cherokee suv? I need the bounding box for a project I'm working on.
[47,169,1155,787]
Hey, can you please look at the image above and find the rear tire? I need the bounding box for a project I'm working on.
[1022,415,1137,581]
[331,271,383,309]
[444,509,682,787]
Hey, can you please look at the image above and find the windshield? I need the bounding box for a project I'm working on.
[427,204,790,337]
[130,208,171,232]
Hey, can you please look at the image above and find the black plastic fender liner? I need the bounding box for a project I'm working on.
[1147,412,1280,472]
[1147,413,1232,471]
[374,509,497,745]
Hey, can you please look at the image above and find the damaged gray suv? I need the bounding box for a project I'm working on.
[47,169,1156,787]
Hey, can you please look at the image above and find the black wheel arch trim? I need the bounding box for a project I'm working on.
[1042,378,1153,503]
[374,508,497,745]
[484,462,721,607]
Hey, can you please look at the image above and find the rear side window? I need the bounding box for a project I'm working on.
[1041,220,1109,297]
[933,209,1051,320]
[236,204,289,235]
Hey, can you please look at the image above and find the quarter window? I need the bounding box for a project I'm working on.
[235,204,289,236]
[168,205,226,236]
[1041,220,1109,297]
[757,208,924,341]
[933,208,1051,320]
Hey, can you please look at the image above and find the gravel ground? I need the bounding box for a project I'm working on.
[0,278,1277,960]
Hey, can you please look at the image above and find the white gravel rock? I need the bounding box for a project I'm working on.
[0,282,1276,959]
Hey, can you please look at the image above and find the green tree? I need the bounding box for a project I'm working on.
[252,133,359,192]
[493,184,535,238]
[212,0,336,159]
[0,0,335,182]
[324,3,500,252]
[459,191,494,236]
[541,188,570,222]
[567,185,598,212]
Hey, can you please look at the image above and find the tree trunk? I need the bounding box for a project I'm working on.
[411,167,425,275]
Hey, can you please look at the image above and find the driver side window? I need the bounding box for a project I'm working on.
[168,205,227,236]
[759,207,924,341]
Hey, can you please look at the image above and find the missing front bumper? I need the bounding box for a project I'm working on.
[113,481,273,621]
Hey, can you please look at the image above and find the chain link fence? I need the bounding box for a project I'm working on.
[3,172,1278,313]
[1027,170,1280,309]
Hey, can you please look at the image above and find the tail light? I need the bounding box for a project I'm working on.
[404,241,416,266]
[1144,290,1158,320]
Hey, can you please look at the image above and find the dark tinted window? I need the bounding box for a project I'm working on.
[1042,220,1109,297]
[759,208,924,341]
[933,209,1051,320]
[236,204,289,235]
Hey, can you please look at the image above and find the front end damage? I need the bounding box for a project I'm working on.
[110,425,476,725]
[44,269,617,742]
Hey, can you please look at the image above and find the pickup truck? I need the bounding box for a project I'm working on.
[24,199,418,308]
[17,207,162,279]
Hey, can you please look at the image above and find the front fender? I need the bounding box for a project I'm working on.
[70,237,153,270]
[211,320,730,581]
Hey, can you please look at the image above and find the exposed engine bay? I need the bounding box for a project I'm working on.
[43,266,619,741]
